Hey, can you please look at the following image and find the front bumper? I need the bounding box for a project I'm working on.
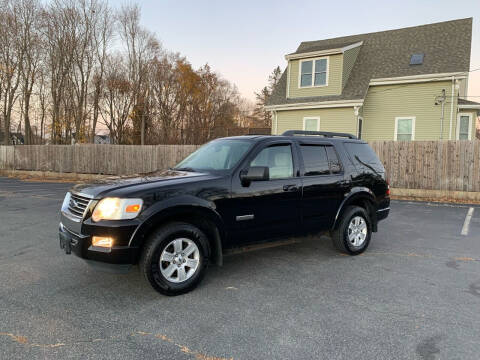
[59,221,140,266]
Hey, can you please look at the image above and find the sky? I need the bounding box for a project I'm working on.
[109,0,480,103]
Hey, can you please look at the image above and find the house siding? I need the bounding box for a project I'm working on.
[274,108,355,135]
[288,54,343,98]
[362,81,457,141]
[342,46,361,89]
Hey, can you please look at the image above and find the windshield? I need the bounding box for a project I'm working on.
[174,139,253,172]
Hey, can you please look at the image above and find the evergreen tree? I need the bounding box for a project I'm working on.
[253,66,282,127]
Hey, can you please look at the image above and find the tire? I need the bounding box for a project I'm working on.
[331,206,372,255]
[140,222,210,296]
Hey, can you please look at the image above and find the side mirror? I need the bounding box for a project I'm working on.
[240,166,269,185]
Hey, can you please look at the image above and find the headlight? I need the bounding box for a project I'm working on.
[92,198,143,222]
[61,192,71,211]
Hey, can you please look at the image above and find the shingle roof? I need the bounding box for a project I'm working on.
[285,41,360,56]
[458,98,480,106]
[268,18,472,106]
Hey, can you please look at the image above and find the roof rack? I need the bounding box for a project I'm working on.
[281,130,357,139]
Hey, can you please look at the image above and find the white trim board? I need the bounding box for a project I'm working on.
[303,117,320,131]
[285,41,363,60]
[458,105,480,110]
[456,113,473,140]
[370,72,467,86]
[265,99,364,111]
[394,116,416,141]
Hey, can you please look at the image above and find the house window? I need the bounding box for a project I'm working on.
[457,114,471,140]
[299,58,328,88]
[394,117,415,141]
[300,61,313,87]
[303,117,320,131]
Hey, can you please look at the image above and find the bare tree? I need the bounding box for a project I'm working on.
[90,0,113,142]
[43,0,77,143]
[17,0,42,144]
[118,4,160,144]
[0,1,252,145]
[0,0,22,144]
[99,54,134,144]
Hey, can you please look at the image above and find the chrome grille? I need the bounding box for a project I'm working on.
[68,193,91,219]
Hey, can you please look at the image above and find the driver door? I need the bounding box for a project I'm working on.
[228,141,302,245]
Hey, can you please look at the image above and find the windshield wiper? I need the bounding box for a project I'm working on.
[173,167,196,172]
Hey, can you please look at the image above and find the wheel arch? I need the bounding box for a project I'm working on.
[332,188,377,232]
[130,199,225,266]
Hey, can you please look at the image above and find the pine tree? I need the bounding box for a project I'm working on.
[253,66,282,127]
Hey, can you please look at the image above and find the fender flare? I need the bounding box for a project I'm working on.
[332,188,376,231]
[129,195,225,265]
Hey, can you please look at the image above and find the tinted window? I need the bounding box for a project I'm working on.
[250,144,293,179]
[325,146,341,173]
[344,142,384,173]
[300,145,330,176]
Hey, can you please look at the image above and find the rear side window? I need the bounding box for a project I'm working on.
[300,145,342,176]
[325,146,341,174]
[344,142,385,173]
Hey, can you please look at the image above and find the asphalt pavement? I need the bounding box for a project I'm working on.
[1,177,480,360]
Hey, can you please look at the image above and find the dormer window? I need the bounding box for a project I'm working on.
[299,58,328,88]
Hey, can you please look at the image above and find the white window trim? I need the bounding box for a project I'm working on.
[298,57,329,89]
[456,113,473,140]
[303,117,320,131]
[394,116,416,141]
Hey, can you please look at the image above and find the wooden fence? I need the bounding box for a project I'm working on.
[0,144,200,175]
[1,141,479,192]
[369,141,480,192]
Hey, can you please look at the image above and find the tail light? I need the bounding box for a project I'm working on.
[386,180,390,196]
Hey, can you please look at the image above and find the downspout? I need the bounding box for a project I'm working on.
[449,75,455,140]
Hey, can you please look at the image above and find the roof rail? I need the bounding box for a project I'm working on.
[281,130,357,139]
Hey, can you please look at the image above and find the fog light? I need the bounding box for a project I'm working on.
[92,236,114,248]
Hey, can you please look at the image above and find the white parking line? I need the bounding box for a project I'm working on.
[461,207,475,236]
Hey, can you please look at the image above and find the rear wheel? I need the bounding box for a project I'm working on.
[140,222,210,296]
[331,206,371,255]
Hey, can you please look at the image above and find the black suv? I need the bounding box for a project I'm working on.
[59,130,390,295]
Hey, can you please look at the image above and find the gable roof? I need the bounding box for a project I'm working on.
[267,18,472,107]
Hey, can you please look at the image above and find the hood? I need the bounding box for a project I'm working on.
[71,169,209,199]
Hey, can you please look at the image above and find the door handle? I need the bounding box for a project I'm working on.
[283,184,298,192]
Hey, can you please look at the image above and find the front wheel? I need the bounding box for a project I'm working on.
[331,206,372,255]
[140,222,210,296]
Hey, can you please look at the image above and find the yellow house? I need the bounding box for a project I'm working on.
[266,18,480,141]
